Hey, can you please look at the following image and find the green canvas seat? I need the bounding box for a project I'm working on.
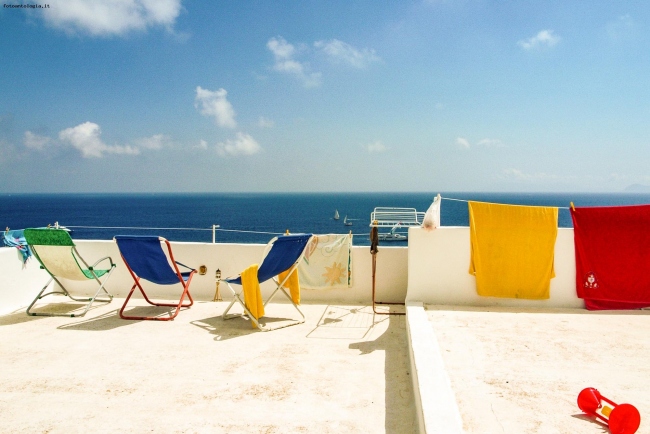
[24,228,116,317]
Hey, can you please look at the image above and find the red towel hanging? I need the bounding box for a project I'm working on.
[571,204,650,310]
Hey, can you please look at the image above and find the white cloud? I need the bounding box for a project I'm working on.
[23,131,51,150]
[477,138,505,148]
[267,36,322,88]
[38,0,182,37]
[502,168,528,179]
[456,137,470,149]
[58,122,139,158]
[267,36,297,60]
[258,116,275,128]
[194,86,237,128]
[133,134,169,150]
[456,137,505,149]
[608,172,628,182]
[314,39,381,69]
[518,30,560,50]
[196,139,208,150]
[366,141,388,153]
[501,168,561,181]
[216,132,262,157]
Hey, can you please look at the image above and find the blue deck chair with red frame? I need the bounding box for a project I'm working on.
[114,235,195,321]
[220,233,313,331]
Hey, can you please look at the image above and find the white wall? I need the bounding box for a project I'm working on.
[1,226,587,314]
[0,241,409,314]
[0,248,49,315]
[406,227,583,308]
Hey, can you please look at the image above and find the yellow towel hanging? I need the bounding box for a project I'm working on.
[241,264,264,327]
[468,201,558,300]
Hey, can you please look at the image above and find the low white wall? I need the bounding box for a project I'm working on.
[0,241,409,314]
[406,301,464,434]
[406,226,583,308]
[0,248,49,316]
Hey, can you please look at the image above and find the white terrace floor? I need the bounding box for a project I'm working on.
[427,306,650,434]
[1,300,416,434]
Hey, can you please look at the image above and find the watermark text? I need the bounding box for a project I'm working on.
[4,3,50,8]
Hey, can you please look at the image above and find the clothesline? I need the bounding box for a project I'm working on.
[440,196,571,210]
[52,225,371,238]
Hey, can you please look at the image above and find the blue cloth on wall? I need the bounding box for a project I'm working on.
[2,229,32,264]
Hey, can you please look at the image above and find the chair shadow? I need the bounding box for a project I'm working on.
[306,305,387,340]
[0,310,49,326]
[191,307,302,340]
[56,308,141,331]
[0,302,105,326]
[120,305,187,319]
[191,314,258,340]
[57,305,194,331]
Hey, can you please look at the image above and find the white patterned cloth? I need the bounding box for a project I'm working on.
[298,234,352,289]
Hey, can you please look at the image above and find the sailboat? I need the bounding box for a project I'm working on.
[333,209,340,220]
[343,215,352,226]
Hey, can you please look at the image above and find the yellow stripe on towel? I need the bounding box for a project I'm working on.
[278,268,300,305]
[241,264,264,327]
[468,201,558,300]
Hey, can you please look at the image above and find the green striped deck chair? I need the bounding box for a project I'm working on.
[24,228,116,317]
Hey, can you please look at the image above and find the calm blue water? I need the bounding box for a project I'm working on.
[3,192,650,246]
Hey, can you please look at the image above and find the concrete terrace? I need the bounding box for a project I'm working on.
[0,300,416,434]
[4,227,650,433]
[427,306,650,434]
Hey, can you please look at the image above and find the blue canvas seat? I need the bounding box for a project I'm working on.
[221,233,313,331]
[24,228,115,317]
[114,235,195,321]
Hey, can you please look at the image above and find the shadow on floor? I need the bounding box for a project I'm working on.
[570,413,609,432]
[0,302,108,326]
[306,305,387,339]
[349,313,417,434]
[56,308,146,331]
[190,309,299,340]
[57,303,203,330]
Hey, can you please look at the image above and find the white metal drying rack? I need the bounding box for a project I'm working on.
[369,207,425,227]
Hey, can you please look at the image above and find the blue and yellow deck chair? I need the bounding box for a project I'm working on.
[24,228,115,317]
[220,233,313,331]
[114,235,195,321]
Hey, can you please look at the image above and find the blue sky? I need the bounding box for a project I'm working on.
[1,0,649,193]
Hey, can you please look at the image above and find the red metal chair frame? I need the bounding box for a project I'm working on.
[119,238,195,321]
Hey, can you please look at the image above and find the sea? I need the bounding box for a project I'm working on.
[3,192,650,246]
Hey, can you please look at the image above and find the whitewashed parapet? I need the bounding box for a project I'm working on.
[0,248,49,316]
[0,240,409,312]
[406,227,583,308]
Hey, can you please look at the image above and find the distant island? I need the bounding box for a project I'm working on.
[624,184,650,192]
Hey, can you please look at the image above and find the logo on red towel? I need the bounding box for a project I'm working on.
[584,271,599,289]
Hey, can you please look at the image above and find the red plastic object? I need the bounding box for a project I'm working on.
[577,388,641,434]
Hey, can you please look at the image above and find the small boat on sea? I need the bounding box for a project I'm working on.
[49,221,72,233]
[333,209,340,220]
[344,215,353,226]
[378,222,407,241]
